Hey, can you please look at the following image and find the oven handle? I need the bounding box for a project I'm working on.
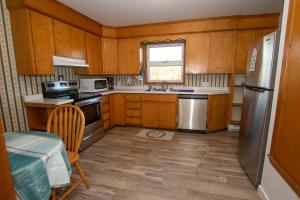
[74,97,101,107]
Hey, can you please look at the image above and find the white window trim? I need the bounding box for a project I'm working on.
[146,42,185,83]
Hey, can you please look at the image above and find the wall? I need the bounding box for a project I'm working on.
[258,0,300,199]
[0,0,228,132]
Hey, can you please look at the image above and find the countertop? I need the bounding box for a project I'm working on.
[24,94,74,106]
[100,86,229,96]
[23,87,229,106]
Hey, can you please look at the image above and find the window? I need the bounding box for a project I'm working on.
[146,41,185,83]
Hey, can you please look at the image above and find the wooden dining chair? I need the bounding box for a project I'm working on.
[47,105,90,200]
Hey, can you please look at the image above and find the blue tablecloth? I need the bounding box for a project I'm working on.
[5,131,72,200]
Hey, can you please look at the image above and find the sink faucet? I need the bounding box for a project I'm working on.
[161,82,168,91]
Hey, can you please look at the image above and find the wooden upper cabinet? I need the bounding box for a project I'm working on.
[255,28,276,43]
[185,33,209,74]
[208,31,236,73]
[118,38,141,74]
[235,30,256,73]
[9,9,54,75]
[77,33,102,75]
[102,38,118,74]
[53,20,72,57]
[53,20,86,59]
[70,27,86,59]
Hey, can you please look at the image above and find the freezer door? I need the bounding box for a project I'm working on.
[238,87,273,186]
[245,31,278,89]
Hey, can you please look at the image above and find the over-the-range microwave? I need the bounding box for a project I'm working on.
[80,78,108,92]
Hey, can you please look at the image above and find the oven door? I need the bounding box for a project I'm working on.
[75,96,104,151]
[94,79,108,91]
[75,96,102,126]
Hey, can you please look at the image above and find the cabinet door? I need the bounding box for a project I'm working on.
[158,103,177,129]
[118,38,140,74]
[70,27,86,59]
[102,38,118,74]
[185,33,209,74]
[113,94,125,125]
[207,95,228,132]
[235,30,256,73]
[141,102,158,128]
[30,11,54,75]
[269,0,300,195]
[255,28,276,43]
[85,33,102,74]
[208,31,236,73]
[53,20,72,57]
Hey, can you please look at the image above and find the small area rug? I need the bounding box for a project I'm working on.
[136,129,175,141]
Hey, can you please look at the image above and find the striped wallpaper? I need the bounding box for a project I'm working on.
[0,0,228,132]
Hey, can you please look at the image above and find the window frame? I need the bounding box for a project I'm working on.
[144,40,186,85]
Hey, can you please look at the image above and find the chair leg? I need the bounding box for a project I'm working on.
[74,161,90,189]
[51,188,56,200]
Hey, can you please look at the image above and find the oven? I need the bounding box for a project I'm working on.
[75,96,104,151]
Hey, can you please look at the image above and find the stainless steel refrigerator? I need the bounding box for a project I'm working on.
[238,31,279,186]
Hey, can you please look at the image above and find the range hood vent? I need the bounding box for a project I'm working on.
[53,56,89,67]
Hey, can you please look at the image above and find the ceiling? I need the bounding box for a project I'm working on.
[58,0,284,27]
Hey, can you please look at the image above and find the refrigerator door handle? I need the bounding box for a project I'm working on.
[245,85,267,93]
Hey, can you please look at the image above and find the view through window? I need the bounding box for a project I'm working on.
[146,41,185,83]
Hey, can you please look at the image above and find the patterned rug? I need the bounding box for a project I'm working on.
[136,129,175,141]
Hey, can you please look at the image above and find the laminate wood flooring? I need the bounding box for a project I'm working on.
[66,127,260,200]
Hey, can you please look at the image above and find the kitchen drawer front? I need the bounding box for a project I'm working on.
[142,94,177,102]
[126,117,141,125]
[103,112,110,121]
[126,109,141,117]
[159,95,177,103]
[103,104,110,113]
[126,102,141,109]
[125,94,141,101]
[102,96,109,104]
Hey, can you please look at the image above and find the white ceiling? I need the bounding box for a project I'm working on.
[58,0,284,26]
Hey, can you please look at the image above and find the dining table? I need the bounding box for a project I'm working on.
[5,131,72,200]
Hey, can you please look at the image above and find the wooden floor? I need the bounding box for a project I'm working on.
[67,127,260,200]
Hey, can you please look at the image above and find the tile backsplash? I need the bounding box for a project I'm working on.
[0,0,228,132]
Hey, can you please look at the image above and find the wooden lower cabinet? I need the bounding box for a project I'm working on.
[158,103,177,129]
[25,103,70,130]
[102,95,111,130]
[141,94,177,130]
[125,94,142,126]
[141,102,159,128]
[207,95,228,132]
[112,94,125,125]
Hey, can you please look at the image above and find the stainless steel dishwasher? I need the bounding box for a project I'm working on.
[178,94,208,131]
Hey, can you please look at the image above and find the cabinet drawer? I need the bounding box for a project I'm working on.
[126,117,141,125]
[104,120,110,130]
[126,109,141,117]
[103,112,110,121]
[125,94,141,101]
[142,94,159,102]
[142,94,177,103]
[102,96,109,104]
[103,104,110,112]
[126,102,141,109]
[159,95,177,103]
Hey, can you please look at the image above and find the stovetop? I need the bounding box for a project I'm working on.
[42,80,103,102]
[45,91,102,102]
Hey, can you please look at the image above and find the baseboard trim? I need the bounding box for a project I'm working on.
[258,185,270,200]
